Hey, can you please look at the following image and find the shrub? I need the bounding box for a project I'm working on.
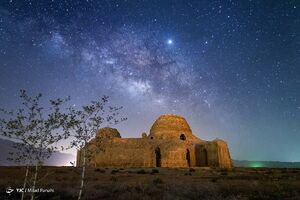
[220,168,228,172]
[110,176,117,182]
[111,169,119,174]
[151,169,159,174]
[153,177,163,185]
[93,184,102,190]
[211,178,217,183]
[189,168,195,172]
[134,185,143,193]
[90,177,98,181]
[95,168,106,173]
[220,171,228,176]
[56,170,67,174]
[137,169,147,174]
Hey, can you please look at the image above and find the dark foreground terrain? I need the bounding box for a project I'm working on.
[0,166,300,200]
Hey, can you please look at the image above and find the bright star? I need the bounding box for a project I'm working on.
[167,39,173,44]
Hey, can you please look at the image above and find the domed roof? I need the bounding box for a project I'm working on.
[149,114,194,140]
[96,127,121,139]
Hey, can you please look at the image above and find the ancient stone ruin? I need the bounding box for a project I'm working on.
[77,114,232,169]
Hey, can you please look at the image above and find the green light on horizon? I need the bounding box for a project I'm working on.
[249,162,264,168]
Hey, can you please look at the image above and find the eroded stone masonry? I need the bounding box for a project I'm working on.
[77,114,232,169]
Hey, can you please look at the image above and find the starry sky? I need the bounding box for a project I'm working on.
[0,0,299,162]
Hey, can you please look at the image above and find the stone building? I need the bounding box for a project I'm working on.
[77,114,232,169]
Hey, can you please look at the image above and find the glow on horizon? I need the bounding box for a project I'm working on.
[249,162,264,168]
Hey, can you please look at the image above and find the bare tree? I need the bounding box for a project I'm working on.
[0,90,69,200]
[64,96,126,200]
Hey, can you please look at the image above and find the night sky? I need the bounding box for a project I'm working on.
[0,0,299,162]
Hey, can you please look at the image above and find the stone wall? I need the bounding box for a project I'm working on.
[214,139,233,168]
[193,140,232,169]
[76,114,233,169]
[78,138,196,168]
[77,138,232,169]
[158,140,191,167]
[89,138,155,167]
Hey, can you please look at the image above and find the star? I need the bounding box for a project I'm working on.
[167,39,173,44]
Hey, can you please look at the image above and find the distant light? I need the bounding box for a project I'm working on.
[250,162,264,168]
[167,39,173,44]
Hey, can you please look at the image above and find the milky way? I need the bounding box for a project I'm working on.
[0,0,300,161]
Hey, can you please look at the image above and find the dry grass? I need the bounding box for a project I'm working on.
[0,167,300,200]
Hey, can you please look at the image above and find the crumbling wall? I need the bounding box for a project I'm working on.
[194,140,232,169]
[159,141,193,167]
[77,138,201,168]
[195,144,208,166]
[84,138,156,167]
[102,140,153,167]
[77,137,232,169]
[214,139,233,169]
[76,114,233,169]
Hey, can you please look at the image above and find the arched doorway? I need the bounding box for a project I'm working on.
[195,145,208,166]
[201,148,208,166]
[186,149,191,167]
[155,147,161,167]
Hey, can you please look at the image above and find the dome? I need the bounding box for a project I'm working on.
[96,127,121,139]
[149,114,194,140]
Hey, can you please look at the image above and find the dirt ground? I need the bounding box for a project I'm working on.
[0,166,300,200]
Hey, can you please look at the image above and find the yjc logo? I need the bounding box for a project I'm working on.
[6,186,14,195]
[16,188,24,192]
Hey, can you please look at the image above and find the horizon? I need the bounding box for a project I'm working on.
[1,135,300,163]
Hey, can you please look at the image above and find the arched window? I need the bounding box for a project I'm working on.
[180,134,186,141]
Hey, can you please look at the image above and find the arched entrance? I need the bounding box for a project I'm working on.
[195,146,209,167]
[201,148,208,166]
[186,149,191,167]
[155,147,161,167]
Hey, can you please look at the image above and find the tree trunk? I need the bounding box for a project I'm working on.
[21,165,29,200]
[30,163,38,200]
[78,148,86,200]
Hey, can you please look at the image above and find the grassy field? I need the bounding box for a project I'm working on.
[0,166,300,200]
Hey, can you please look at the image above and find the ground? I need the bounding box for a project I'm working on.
[0,166,300,200]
